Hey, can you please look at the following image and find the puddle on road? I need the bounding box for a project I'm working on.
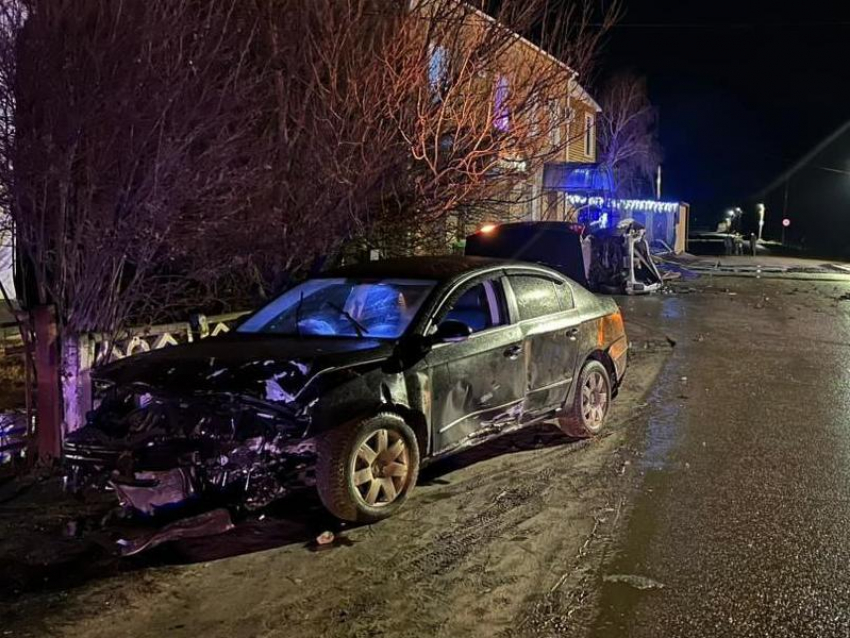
[640,361,684,473]
[589,297,690,636]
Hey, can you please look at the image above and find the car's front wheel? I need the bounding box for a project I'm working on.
[558,359,612,438]
[316,413,420,523]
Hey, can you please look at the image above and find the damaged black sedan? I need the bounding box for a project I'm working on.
[65,257,628,523]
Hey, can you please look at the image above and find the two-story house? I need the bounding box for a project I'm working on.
[426,3,603,233]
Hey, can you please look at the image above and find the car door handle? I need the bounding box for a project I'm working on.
[504,344,523,360]
[566,328,579,341]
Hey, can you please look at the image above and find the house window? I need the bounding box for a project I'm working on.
[549,100,562,148]
[494,75,510,132]
[584,113,595,157]
[428,44,448,95]
[529,96,541,138]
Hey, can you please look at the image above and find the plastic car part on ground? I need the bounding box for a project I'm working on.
[116,508,234,556]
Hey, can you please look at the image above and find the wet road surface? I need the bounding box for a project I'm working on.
[590,275,850,637]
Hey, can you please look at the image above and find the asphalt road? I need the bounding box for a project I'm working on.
[589,274,850,637]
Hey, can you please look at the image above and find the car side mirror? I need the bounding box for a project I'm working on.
[433,319,473,344]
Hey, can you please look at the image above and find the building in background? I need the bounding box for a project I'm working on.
[0,226,13,299]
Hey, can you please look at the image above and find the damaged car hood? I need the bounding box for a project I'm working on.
[95,336,396,406]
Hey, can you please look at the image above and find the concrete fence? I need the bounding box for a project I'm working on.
[62,310,250,433]
[0,310,250,466]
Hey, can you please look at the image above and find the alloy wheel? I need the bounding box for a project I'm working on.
[581,369,609,429]
[351,428,410,507]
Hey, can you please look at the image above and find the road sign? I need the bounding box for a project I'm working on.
[782,218,791,228]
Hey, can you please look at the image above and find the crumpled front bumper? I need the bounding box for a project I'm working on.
[112,468,197,516]
[63,427,318,516]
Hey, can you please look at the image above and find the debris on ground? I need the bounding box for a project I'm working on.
[116,508,234,557]
[316,530,335,546]
[603,574,666,590]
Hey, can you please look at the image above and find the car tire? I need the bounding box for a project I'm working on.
[558,360,612,438]
[316,412,420,523]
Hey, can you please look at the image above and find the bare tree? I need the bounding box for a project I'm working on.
[597,72,662,198]
[3,0,273,335]
[367,0,622,253]
[0,0,620,448]
[1,0,621,324]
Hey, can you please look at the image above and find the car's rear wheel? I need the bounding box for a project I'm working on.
[558,360,612,438]
[316,413,420,523]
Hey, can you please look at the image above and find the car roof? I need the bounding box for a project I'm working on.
[325,255,544,282]
[470,221,583,236]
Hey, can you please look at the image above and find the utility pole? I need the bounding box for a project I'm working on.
[656,165,662,200]
[782,180,790,220]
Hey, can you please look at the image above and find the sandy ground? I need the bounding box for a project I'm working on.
[7,265,850,637]
[0,312,671,638]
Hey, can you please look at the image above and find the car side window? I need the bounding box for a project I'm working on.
[441,280,507,334]
[510,275,564,320]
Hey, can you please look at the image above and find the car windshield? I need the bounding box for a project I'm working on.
[237,278,436,339]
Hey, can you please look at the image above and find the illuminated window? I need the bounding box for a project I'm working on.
[584,113,595,157]
[494,75,510,132]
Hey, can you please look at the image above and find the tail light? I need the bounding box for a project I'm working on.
[597,309,626,348]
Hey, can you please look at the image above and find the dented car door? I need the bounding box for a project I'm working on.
[506,273,581,419]
[426,276,525,454]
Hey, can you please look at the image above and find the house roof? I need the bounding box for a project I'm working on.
[464,3,602,113]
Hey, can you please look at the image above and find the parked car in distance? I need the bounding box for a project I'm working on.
[64,256,628,523]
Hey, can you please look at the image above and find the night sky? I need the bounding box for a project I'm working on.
[599,0,850,230]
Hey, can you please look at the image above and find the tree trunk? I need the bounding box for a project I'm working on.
[32,305,62,464]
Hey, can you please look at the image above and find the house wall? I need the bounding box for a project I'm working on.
[414,2,602,235]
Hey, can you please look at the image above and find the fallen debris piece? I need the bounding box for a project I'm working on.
[116,508,234,556]
[316,531,335,546]
[603,574,665,590]
[63,520,78,538]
